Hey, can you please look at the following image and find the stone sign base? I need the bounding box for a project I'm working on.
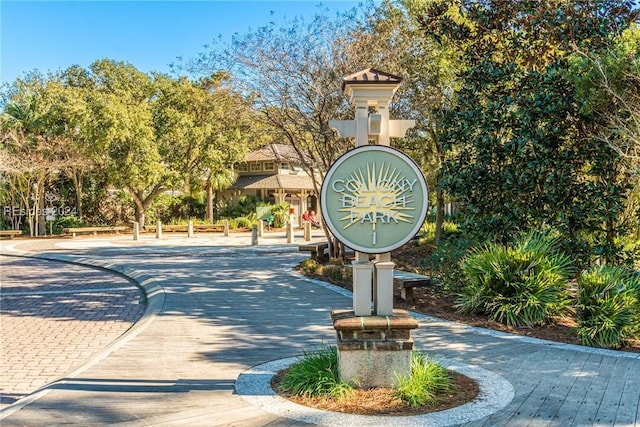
[331,308,419,388]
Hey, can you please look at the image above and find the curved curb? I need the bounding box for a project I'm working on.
[288,266,640,360]
[0,251,166,419]
[235,356,514,427]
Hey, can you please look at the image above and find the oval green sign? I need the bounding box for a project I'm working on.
[320,145,429,254]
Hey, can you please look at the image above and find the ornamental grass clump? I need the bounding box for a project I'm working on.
[395,352,453,408]
[321,264,344,283]
[277,346,354,400]
[576,265,640,349]
[278,348,453,409]
[300,258,320,273]
[457,230,574,327]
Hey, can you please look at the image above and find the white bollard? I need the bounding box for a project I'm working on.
[156,221,162,239]
[304,221,311,241]
[187,220,194,238]
[251,225,258,246]
[287,221,294,243]
[133,222,139,241]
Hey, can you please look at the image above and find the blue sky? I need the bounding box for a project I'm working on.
[1,0,365,85]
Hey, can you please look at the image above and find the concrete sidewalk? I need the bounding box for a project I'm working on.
[0,231,638,426]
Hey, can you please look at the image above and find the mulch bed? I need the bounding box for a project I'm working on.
[272,367,479,416]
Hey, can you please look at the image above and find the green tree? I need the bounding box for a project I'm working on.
[152,72,255,223]
[191,1,459,250]
[569,24,640,242]
[191,6,362,180]
[423,0,638,263]
[0,72,64,235]
[190,4,378,253]
[41,66,97,219]
[359,0,462,243]
[83,59,174,228]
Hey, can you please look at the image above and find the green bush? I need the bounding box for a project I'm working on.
[395,352,453,408]
[321,264,344,283]
[576,265,640,349]
[278,346,354,399]
[419,219,460,243]
[457,230,574,327]
[218,195,261,219]
[235,216,253,228]
[342,264,353,283]
[225,218,239,229]
[218,199,289,227]
[175,195,206,220]
[145,194,206,225]
[300,258,320,273]
[145,194,174,225]
[420,231,481,293]
[270,202,290,228]
[52,216,87,234]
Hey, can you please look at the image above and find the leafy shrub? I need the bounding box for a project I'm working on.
[300,258,320,273]
[278,346,354,399]
[419,219,460,243]
[218,195,262,219]
[270,202,290,228]
[576,265,640,348]
[321,264,344,283]
[218,199,289,227]
[52,216,87,234]
[234,216,253,228]
[395,352,453,408]
[618,234,640,271]
[342,264,353,283]
[145,194,174,225]
[420,231,481,293]
[457,230,574,327]
[279,348,453,408]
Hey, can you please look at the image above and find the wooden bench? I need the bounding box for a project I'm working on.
[194,224,225,233]
[393,270,433,302]
[142,224,226,233]
[299,241,329,263]
[0,230,22,239]
[63,226,128,238]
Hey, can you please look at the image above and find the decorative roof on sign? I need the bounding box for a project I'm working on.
[341,68,403,91]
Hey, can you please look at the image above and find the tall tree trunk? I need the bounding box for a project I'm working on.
[37,180,46,236]
[28,215,35,238]
[434,149,445,245]
[435,187,445,245]
[71,171,84,219]
[133,198,145,229]
[131,186,166,229]
[206,181,214,224]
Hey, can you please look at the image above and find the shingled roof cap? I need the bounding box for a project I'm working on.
[341,68,403,91]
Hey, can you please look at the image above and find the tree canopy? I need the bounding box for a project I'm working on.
[1,60,254,230]
[417,0,638,263]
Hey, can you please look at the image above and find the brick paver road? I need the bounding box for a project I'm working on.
[0,255,145,408]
